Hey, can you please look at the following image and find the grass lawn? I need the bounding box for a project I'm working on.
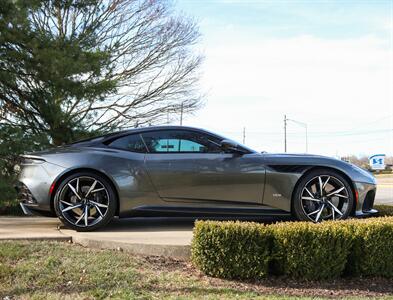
[1,241,393,299]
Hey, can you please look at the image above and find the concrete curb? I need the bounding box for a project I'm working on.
[0,233,191,259]
[71,235,191,259]
[0,236,71,242]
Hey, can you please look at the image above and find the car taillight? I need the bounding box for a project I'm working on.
[49,182,56,195]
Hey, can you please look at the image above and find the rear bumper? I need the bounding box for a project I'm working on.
[354,181,378,217]
[19,202,56,217]
[16,182,56,217]
[16,161,66,216]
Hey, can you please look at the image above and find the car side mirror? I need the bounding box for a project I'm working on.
[220,139,243,154]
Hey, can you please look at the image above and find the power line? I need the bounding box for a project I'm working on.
[220,128,393,136]
[209,115,393,136]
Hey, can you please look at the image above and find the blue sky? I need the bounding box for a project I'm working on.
[177,1,390,39]
[175,0,393,157]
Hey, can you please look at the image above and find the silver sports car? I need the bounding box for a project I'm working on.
[16,126,378,231]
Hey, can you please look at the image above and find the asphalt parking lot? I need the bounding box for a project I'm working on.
[375,175,393,205]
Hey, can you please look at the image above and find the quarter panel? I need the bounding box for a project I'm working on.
[38,147,163,214]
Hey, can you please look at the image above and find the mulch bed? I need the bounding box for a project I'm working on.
[142,255,393,298]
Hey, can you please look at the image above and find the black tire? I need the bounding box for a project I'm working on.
[54,172,117,231]
[293,169,354,222]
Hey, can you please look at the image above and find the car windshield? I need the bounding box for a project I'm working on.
[201,129,256,153]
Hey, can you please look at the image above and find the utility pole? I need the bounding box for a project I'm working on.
[242,127,246,144]
[180,102,183,126]
[284,115,287,152]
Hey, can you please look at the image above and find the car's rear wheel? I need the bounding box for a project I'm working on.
[293,169,354,222]
[54,172,116,231]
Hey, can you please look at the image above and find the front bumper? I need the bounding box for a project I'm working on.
[354,181,378,217]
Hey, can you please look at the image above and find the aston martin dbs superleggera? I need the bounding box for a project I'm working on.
[16,126,378,231]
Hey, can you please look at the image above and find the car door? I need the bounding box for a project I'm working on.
[142,129,265,204]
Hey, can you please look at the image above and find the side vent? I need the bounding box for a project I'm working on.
[268,165,310,173]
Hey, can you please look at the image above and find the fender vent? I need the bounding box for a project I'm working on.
[268,165,310,173]
[362,189,376,212]
[15,182,37,205]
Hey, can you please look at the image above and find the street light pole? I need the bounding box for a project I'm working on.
[284,115,287,152]
[285,116,308,153]
[180,102,183,126]
[305,124,308,153]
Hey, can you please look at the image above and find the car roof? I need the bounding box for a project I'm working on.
[70,126,216,146]
[70,125,257,153]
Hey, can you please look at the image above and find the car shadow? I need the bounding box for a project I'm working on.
[92,215,295,232]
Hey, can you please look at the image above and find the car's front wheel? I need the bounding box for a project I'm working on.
[54,172,116,231]
[293,169,355,222]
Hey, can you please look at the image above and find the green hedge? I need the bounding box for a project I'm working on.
[272,221,352,279]
[192,216,393,280]
[346,217,393,277]
[192,221,272,279]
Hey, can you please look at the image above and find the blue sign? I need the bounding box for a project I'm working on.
[369,154,386,170]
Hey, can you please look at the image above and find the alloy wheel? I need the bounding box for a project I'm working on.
[300,175,350,222]
[58,176,110,227]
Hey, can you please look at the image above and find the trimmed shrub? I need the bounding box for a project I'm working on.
[346,217,393,277]
[272,221,353,280]
[191,217,393,280]
[374,205,393,217]
[191,220,272,279]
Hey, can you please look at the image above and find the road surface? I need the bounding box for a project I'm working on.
[375,174,393,205]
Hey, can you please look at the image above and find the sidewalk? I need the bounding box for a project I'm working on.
[0,217,193,258]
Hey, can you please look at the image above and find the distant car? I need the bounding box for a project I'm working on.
[17,126,377,231]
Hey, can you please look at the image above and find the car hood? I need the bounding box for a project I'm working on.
[263,152,340,163]
[264,152,326,158]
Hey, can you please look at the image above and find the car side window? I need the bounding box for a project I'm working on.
[107,134,147,153]
[141,130,222,153]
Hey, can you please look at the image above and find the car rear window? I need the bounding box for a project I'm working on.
[107,134,147,153]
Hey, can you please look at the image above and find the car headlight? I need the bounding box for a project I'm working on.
[350,164,376,184]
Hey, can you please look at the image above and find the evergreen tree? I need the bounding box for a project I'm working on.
[0,0,202,145]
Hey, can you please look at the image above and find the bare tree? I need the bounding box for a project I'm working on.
[0,0,203,145]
